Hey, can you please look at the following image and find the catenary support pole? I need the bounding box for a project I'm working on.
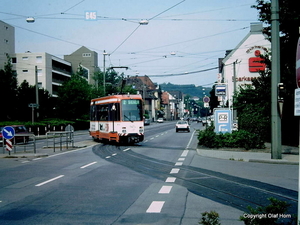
[271,0,282,159]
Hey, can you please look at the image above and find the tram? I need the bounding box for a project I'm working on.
[89,94,144,144]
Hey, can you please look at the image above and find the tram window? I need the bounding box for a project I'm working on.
[108,103,120,121]
[122,100,142,121]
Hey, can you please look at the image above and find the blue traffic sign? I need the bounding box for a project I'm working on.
[2,126,15,139]
[214,109,232,134]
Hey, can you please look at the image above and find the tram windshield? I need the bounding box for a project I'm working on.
[122,99,142,121]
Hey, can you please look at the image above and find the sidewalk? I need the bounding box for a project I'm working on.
[196,144,299,165]
[0,130,94,159]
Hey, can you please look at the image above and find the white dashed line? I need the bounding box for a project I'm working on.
[181,150,189,157]
[35,175,64,187]
[175,162,183,166]
[165,177,176,183]
[178,157,185,161]
[112,153,117,156]
[80,161,97,169]
[123,148,130,152]
[170,168,180,174]
[146,201,165,213]
[105,156,111,159]
[158,186,172,194]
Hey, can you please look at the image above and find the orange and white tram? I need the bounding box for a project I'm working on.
[89,94,144,144]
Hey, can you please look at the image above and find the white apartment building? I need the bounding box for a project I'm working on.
[12,52,72,96]
[0,20,15,69]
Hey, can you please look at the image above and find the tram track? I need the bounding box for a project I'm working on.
[92,144,297,214]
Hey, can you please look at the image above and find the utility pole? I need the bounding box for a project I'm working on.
[271,0,282,159]
[103,50,107,96]
[35,66,39,119]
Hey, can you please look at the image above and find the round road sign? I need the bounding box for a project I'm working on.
[2,126,15,139]
[203,96,210,103]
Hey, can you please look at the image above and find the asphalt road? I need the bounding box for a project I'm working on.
[0,121,298,224]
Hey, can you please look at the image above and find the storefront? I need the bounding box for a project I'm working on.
[221,23,271,106]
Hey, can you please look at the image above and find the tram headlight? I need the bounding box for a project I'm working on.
[122,127,126,133]
[139,127,144,133]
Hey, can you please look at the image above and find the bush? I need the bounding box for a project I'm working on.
[198,128,265,150]
[199,211,221,225]
[240,197,296,225]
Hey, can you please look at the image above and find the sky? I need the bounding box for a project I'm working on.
[1,0,261,87]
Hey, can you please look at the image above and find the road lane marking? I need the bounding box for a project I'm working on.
[123,148,130,152]
[105,156,111,159]
[33,158,42,161]
[170,168,180,174]
[178,158,185,161]
[175,162,183,166]
[35,175,64,187]
[80,161,97,169]
[159,186,172,194]
[146,201,165,213]
[165,177,176,183]
[181,150,189,157]
[112,153,117,156]
[186,130,196,149]
[150,137,154,140]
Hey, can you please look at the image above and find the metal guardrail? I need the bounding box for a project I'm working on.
[46,131,74,152]
[1,133,36,154]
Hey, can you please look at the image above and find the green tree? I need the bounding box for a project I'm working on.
[239,0,300,145]
[0,55,18,121]
[16,80,55,121]
[56,68,92,120]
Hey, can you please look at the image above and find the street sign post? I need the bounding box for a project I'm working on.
[214,109,232,134]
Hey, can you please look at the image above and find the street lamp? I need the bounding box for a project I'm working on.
[103,50,108,95]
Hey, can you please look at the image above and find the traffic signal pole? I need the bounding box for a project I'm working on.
[271,0,282,159]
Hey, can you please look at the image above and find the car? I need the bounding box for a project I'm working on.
[0,125,30,145]
[157,118,164,123]
[176,120,190,132]
[144,118,151,125]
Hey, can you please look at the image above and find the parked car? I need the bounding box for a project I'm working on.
[176,120,190,132]
[0,125,30,145]
[144,118,151,125]
[157,118,164,123]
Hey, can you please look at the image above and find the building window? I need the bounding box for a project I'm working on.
[11,57,17,63]
[22,56,29,60]
[22,70,28,73]
[82,53,91,57]
[36,56,42,63]
[37,69,42,76]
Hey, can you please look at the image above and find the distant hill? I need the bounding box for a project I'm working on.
[159,83,212,99]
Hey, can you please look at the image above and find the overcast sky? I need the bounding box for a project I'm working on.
[1,0,260,87]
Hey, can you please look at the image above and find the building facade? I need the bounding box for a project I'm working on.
[64,46,99,85]
[126,75,162,121]
[0,20,15,69]
[221,23,271,106]
[12,52,72,96]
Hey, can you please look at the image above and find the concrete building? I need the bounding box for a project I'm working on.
[0,20,15,69]
[221,23,271,106]
[12,52,72,96]
[64,46,99,85]
[126,75,162,121]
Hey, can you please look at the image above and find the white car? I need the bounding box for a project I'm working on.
[157,118,164,123]
[176,120,190,132]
